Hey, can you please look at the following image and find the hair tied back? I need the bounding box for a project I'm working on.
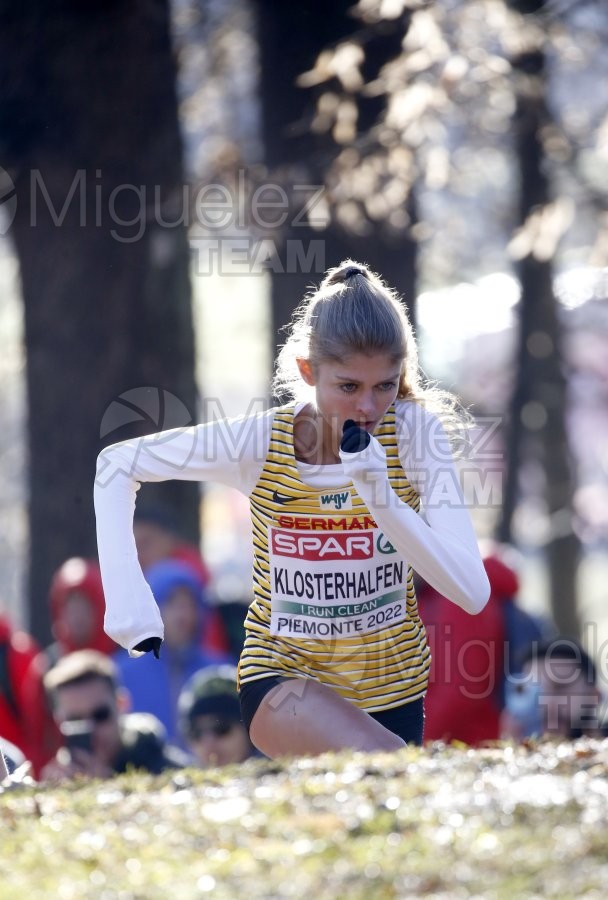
[325,261,368,285]
[342,265,365,280]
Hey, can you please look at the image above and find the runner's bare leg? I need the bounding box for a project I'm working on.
[249,677,406,757]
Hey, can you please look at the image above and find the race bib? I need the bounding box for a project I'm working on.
[269,524,406,639]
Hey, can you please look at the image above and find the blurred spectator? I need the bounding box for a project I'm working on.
[418,575,505,745]
[41,649,186,782]
[0,614,58,777]
[212,599,248,660]
[114,560,233,750]
[43,558,118,668]
[502,637,608,740]
[29,557,119,772]
[134,505,210,585]
[177,665,257,767]
[483,553,548,702]
[419,549,547,746]
[133,506,229,655]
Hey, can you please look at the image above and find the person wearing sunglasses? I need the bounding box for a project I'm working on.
[40,649,187,782]
[178,665,257,768]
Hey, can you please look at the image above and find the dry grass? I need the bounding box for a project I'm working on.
[1,738,608,899]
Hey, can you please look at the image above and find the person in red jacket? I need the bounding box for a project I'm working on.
[418,554,517,745]
[30,558,121,773]
[43,557,118,668]
[0,614,57,778]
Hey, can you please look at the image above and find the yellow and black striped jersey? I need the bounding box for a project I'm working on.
[238,404,431,712]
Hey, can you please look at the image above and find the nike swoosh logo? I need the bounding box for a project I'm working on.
[272,490,296,504]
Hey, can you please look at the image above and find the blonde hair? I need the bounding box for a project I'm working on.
[272,259,471,448]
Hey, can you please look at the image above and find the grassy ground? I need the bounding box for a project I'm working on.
[1,738,607,899]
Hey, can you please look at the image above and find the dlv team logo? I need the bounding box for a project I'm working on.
[319,491,352,511]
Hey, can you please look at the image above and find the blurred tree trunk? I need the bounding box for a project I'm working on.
[253,1,417,364]
[0,1,198,644]
[497,40,580,638]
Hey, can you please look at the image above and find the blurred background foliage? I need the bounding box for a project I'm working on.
[0,0,606,655]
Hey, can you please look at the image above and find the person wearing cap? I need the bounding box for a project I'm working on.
[178,665,257,768]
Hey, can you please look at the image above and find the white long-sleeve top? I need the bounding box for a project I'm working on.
[94,400,490,655]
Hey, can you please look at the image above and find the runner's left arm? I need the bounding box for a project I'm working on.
[339,411,489,614]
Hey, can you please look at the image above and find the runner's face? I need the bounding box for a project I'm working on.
[300,352,402,448]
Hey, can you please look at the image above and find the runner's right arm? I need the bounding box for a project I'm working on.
[94,410,273,655]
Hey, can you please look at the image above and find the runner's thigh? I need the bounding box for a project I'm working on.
[249,677,406,758]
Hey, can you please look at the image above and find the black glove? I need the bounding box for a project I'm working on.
[340,419,371,453]
[132,637,162,659]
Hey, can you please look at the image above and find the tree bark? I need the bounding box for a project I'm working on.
[253,0,418,361]
[498,45,580,638]
[0,1,198,643]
